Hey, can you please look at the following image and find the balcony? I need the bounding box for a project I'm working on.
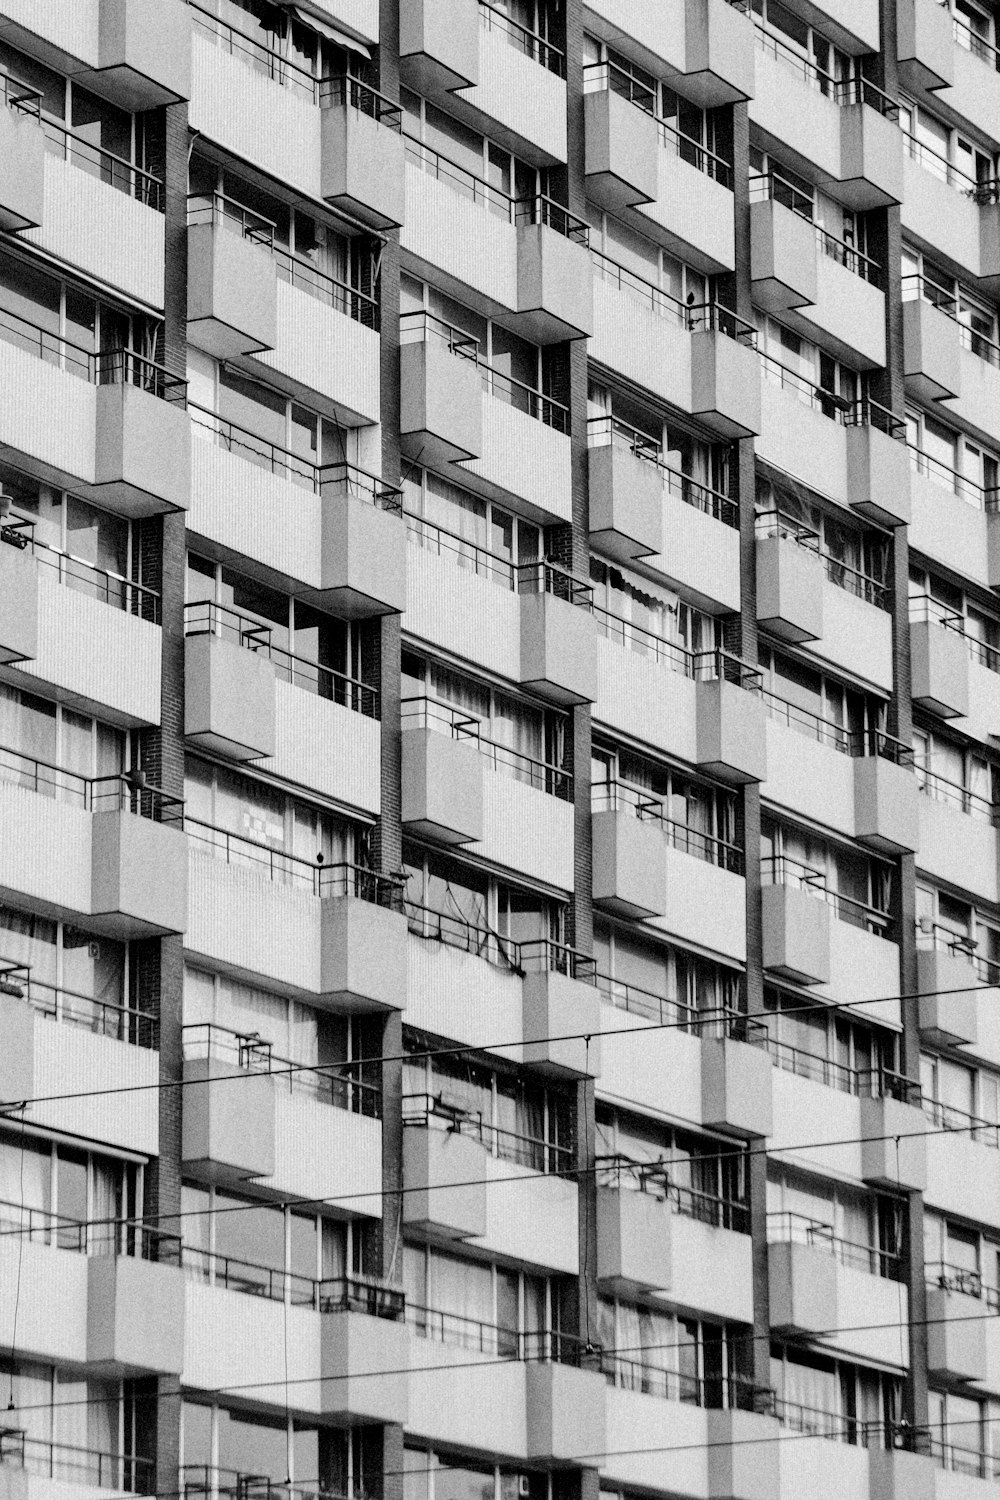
[402,1105,489,1240]
[0,759,186,938]
[583,73,659,211]
[924,1104,1000,1230]
[181,1035,276,1184]
[910,599,971,718]
[916,937,982,1047]
[926,1270,988,1384]
[0,964,159,1154]
[521,941,601,1079]
[903,290,963,403]
[639,122,736,275]
[458,2,568,166]
[587,427,663,561]
[91,352,190,518]
[701,1026,774,1138]
[755,514,826,643]
[0,81,43,232]
[897,0,954,91]
[525,1360,607,1465]
[87,1240,184,1377]
[683,0,755,107]
[859,1088,927,1192]
[400,0,479,94]
[518,562,596,705]
[78,0,190,109]
[0,532,37,664]
[947,12,1000,147]
[456,390,573,528]
[694,657,768,784]
[514,198,592,343]
[319,77,404,229]
[837,83,904,210]
[689,307,760,437]
[916,773,999,903]
[183,615,276,763]
[400,698,485,845]
[591,797,668,919]
[400,313,483,465]
[749,195,818,312]
[845,407,912,528]
[853,737,920,856]
[404,516,522,678]
[321,1298,410,1423]
[186,201,277,359]
[761,868,831,986]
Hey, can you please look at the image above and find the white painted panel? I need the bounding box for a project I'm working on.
[402,163,518,310]
[756,377,849,506]
[472,771,574,891]
[474,1152,578,1274]
[819,0,879,47]
[184,1281,323,1407]
[908,468,989,589]
[0,0,99,62]
[598,1003,704,1127]
[189,33,322,198]
[266,1090,382,1216]
[262,680,381,815]
[952,346,1000,448]
[466,21,566,164]
[917,795,999,904]
[589,277,692,410]
[649,846,747,963]
[778,1433,870,1500]
[801,252,885,368]
[189,432,324,591]
[602,1388,709,1497]
[948,42,1000,153]
[649,490,741,613]
[954,660,1000,747]
[0,1240,89,1365]
[406,938,525,1058]
[816,922,900,1028]
[404,536,521,679]
[0,342,95,485]
[638,146,735,273]
[255,280,380,424]
[670,1213,754,1323]
[0,782,91,916]
[16,573,162,727]
[750,46,841,180]
[460,395,573,523]
[770,1068,864,1183]
[762,719,856,839]
[925,1130,1000,1229]
[31,1016,159,1156]
[824,1262,909,1369]
[593,636,700,764]
[802,581,893,692]
[583,0,686,72]
[406,1336,529,1457]
[185,851,322,994]
[24,156,164,309]
[901,157,982,280]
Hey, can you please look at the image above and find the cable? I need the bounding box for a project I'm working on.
[0,976,992,1116]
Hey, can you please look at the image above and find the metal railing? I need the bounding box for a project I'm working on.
[405,511,521,589]
[399,695,573,801]
[915,918,1000,985]
[915,763,997,823]
[952,12,1000,69]
[902,272,1000,369]
[0,959,157,1048]
[590,248,687,327]
[922,1094,1000,1150]
[1,513,160,621]
[186,822,404,908]
[600,1356,760,1412]
[581,61,732,186]
[926,1260,1000,1311]
[181,1247,403,1316]
[591,779,744,873]
[761,692,912,765]
[596,1152,750,1232]
[514,193,589,244]
[0,747,183,822]
[398,310,569,431]
[903,128,999,201]
[772,1398,893,1448]
[402,1091,575,1176]
[318,75,402,130]
[759,353,902,443]
[755,508,891,610]
[764,1035,918,1104]
[403,136,515,219]
[404,899,519,970]
[183,600,380,717]
[181,1022,381,1117]
[479,0,565,76]
[586,414,738,527]
[907,443,994,507]
[0,1202,179,1261]
[597,973,762,1042]
[761,854,893,938]
[182,1468,362,1500]
[0,1430,151,1492]
[748,171,880,282]
[767,1210,902,1280]
[191,3,326,99]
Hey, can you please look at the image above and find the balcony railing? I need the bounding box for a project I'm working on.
[601,1356,760,1412]
[0,316,186,405]
[907,442,996,508]
[0,1430,151,1491]
[915,762,997,823]
[186,193,380,328]
[922,1094,1000,1150]
[402,1091,575,1176]
[0,1202,179,1261]
[596,1152,750,1232]
[926,1259,1000,1311]
[1,511,160,622]
[318,75,402,130]
[581,60,732,187]
[903,128,1000,202]
[761,854,893,939]
[586,414,738,527]
[772,1398,895,1449]
[403,136,516,219]
[591,779,744,873]
[761,691,912,766]
[187,821,403,906]
[755,508,891,610]
[181,1022,381,1117]
[908,591,997,681]
[597,971,762,1037]
[752,19,898,119]
[0,747,183,823]
[184,600,380,717]
[181,1246,403,1315]
[0,959,158,1049]
[399,309,569,431]
[479,0,565,77]
[902,272,1000,370]
[405,510,524,589]
[915,917,1000,985]
[749,171,881,283]
[400,694,573,801]
[764,1035,915,1101]
[953,11,1000,68]
[767,1210,902,1280]
[191,3,327,99]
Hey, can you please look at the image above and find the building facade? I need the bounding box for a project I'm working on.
[1,1,1000,1498]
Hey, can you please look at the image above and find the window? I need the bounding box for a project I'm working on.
[593,919,742,1025]
[762,818,895,935]
[588,381,731,501]
[750,145,872,271]
[763,988,898,1092]
[908,564,1000,674]
[0,249,158,376]
[913,726,999,819]
[403,1447,540,1500]
[899,96,997,193]
[770,1344,902,1447]
[928,1389,991,1476]
[188,353,352,478]
[589,556,721,670]
[596,1106,748,1226]
[402,845,566,963]
[597,1299,751,1408]
[0,904,131,1026]
[758,645,889,751]
[404,1243,553,1355]
[754,312,866,419]
[921,1048,1000,1139]
[0,1128,139,1251]
[587,210,708,318]
[902,243,999,361]
[767,1167,902,1278]
[0,684,125,800]
[750,0,858,96]
[0,1358,138,1487]
[400,91,543,215]
[403,465,539,587]
[592,741,740,869]
[183,1402,376,1497]
[756,475,890,605]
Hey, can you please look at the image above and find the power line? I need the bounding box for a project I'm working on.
[0,977,992,1116]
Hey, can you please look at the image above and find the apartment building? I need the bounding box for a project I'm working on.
[3,0,1000,1498]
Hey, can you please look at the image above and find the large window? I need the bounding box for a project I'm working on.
[0,249,158,375]
[594,918,742,1026]
[0,1127,140,1249]
[763,987,898,1093]
[759,645,889,751]
[597,1298,750,1408]
[767,1167,902,1279]
[596,1106,747,1225]
[182,1400,378,1498]
[761,818,895,936]
[592,741,740,870]
[403,465,540,587]
[0,684,124,797]
[770,1344,902,1447]
[403,1243,554,1355]
[0,1358,139,1489]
